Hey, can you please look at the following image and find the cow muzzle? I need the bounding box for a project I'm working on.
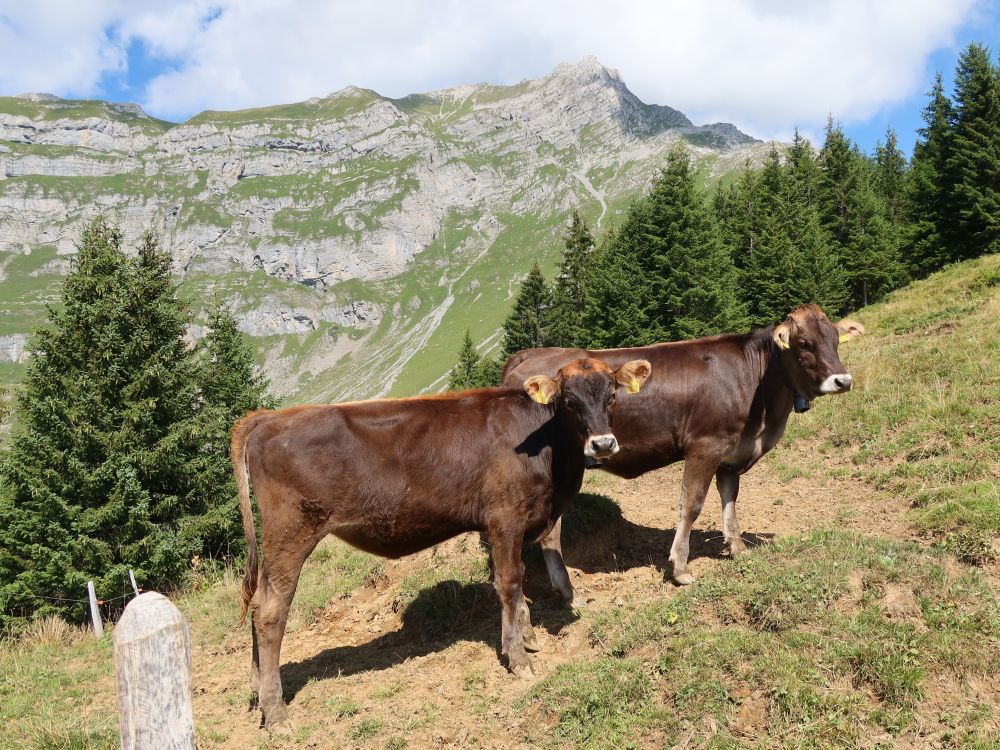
[585,433,619,459]
[820,373,853,394]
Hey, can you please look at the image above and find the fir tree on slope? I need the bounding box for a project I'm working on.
[501,262,551,357]
[189,303,277,558]
[642,148,747,339]
[546,211,595,348]
[740,146,848,325]
[583,204,658,348]
[875,127,909,231]
[0,220,204,625]
[945,42,1000,259]
[907,73,956,276]
[448,330,500,390]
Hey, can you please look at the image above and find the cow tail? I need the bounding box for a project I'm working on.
[232,414,261,626]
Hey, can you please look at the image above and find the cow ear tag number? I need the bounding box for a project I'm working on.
[839,333,850,343]
[627,377,641,394]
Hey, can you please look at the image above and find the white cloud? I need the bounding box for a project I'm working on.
[0,0,984,138]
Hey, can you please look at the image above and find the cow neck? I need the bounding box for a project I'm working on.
[549,405,587,487]
[748,329,797,422]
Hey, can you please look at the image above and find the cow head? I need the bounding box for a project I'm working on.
[773,304,854,403]
[524,357,652,459]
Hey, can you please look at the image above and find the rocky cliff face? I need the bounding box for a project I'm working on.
[0,57,770,397]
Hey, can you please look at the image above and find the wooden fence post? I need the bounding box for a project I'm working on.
[87,580,104,638]
[114,592,196,750]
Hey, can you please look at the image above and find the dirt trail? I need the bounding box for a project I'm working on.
[190,450,915,749]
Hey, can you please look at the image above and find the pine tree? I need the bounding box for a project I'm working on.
[839,157,904,308]
[946,42,1000,258]
[875,127,908,230]
[448,331,498,390]
[582,217,656,348]
[906,73,955,276]
[642,148,748,338]
[0,219,205,626]
[547,211,594,348]
[818,117,858,250]
[189,304,277,558]
[500,263,551,357]
[741,146,848,324]
[786,129,823,210]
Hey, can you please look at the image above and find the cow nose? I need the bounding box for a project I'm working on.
[588,435,618,457]
[834,374,853,391]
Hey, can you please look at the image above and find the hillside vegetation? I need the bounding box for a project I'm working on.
[1,255,996,749]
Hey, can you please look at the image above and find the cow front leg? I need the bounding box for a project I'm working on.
[539,516,583,608]
[491,527,534,678]
[668,453,719,585]
[717,466,747,558]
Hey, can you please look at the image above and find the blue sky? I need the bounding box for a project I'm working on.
[2,1,998,155]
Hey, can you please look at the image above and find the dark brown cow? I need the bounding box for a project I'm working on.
[232,357,651,730]
[502,304,860,601]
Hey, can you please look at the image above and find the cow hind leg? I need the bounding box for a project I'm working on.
[668,453,719,585]
[539,517,583,608]
[717,467,747,558]
[253,532,322,732]
[249,622,261,710]
[491,527,534,678]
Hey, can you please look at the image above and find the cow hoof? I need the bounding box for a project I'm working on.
[673,572,695,586]
[265,718,294,736]
[729,540,748,558]
[511,662,535,680]
[568,594,588,610]
[522,628,541,653]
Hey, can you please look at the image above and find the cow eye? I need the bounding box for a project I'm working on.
[798,340,811,350]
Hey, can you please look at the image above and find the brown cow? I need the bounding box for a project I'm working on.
[501,305,859,601]
[232,357,651,730]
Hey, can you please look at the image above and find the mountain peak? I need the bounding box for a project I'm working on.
[552,55,621,81]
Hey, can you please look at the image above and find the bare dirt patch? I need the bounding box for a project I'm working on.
[189,454,917,749]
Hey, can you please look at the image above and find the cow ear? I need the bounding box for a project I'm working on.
[835,318,865,343]
[524,375,559,405]
[615,359,652,394]
[773,321,792,350]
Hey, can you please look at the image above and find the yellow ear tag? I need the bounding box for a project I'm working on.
[627,376,641,394]
[777,338,790,350]
[531,390,550,405]
[839,333,850,343]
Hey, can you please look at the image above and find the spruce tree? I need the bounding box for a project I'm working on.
[875,127,909,230]
[906,73,955,275]
[0,220,204,625]
[946,42,1000,258]
[189,304,276,558]
[818,118,858,251]
[741,146,848,324]
[839,157,904,308]
[500,263,551,357]
[582,217,657,348]
[448,331,498,390]
[547,211,594,348]
[642,148,748,338]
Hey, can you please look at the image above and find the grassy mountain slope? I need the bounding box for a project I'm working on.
[2,255,997,749]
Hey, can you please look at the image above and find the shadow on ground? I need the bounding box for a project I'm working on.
[531,492,775,578]
[281,492,773,703]
[280,580,578,701]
